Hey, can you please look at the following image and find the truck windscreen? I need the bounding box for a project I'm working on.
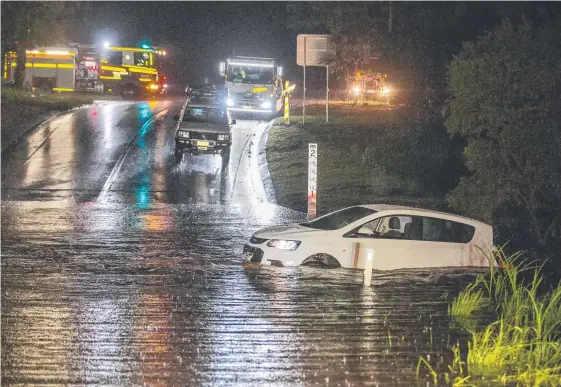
[227,65,274,84]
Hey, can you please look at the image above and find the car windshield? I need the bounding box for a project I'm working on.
[227,65,274,84]
[182,107,227,124]
[300,207,378,230]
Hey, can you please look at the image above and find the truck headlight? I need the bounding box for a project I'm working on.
[266,239,301,251]
[261,101,272,109]
[149,83,159,90]
[226,98,234,107]
[178,130,190,138]
[217,134,230,141]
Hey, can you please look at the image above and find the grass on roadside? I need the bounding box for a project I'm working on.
[1,87,95,111]
[267,103,447,214]
[418,249,561,386]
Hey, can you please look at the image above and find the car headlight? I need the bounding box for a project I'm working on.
[353,87,361,94]
[266,239,301,251]
[261,101,272,109]
[382,88,391,94]
[217,134,230,141]
[178,130,190,138]
[227,98,234,107]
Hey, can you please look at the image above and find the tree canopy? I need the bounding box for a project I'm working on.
[446,19,561,250]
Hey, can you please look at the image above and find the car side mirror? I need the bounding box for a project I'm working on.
[231,119,236,125]
[173,115,180,121]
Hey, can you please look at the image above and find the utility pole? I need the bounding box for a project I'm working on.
[388,0,393,34]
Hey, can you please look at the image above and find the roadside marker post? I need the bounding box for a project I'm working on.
[284,80,290,125]
[308,143,318,219]
[283,81,295,125]
[364,249,374,286]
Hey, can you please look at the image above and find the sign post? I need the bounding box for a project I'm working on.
[303,36,306,125]
[308,143,318,219]
[326,65,329,123]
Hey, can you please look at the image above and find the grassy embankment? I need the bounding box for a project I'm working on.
[418,249,561,386]
[266,102,457,215]
[1,87,96,133]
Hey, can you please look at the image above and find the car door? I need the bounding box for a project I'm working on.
[343,214,473,270]
[346,215,420,270]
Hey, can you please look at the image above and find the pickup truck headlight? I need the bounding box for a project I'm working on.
[217,134,230,141]
[178,130,190,138]
[266,239,301,251]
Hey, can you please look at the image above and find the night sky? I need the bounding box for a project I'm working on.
[6,2,561,88]
[77,2,298,84]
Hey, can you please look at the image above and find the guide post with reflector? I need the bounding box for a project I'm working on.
[308,143,318,219]
[283,81,296,125]
[364,249,374,286]
[284,83,290,124]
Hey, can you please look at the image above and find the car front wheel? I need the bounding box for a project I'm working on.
[301,253,341,269]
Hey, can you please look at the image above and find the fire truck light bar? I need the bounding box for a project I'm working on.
[227,62,274,67]
[26,50,75,56]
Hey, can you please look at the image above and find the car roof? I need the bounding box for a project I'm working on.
[354,204,490,227]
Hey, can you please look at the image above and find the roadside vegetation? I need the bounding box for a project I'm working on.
[1,87,95,143]
[267,103,461,215]
[2,87,95,110]
[418,249,561,386]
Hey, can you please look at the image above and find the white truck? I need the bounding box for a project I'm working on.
[219,56,284,115]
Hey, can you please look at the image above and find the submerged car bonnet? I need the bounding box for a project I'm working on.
[254,223,324,238]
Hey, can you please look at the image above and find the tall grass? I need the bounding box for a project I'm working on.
[418,248,561,385]
[449,280,487,319]
[450,248,561,385]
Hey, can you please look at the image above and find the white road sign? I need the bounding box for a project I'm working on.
[308,143,318,218]
[297,34,333,66]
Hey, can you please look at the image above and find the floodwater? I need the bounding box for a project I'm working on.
[2,99,479,386]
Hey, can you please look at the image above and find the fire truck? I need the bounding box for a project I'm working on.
[347,70,391,104]
[3,44,161,99]
[218,56,285,115]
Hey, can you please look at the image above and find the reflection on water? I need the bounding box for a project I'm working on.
[21,114,78,190]
[135,102,155,210]
[1,201,471,386]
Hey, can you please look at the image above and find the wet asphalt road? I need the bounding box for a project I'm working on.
[2,100,468,386]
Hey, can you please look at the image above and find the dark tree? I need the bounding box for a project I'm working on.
[447,19,561,253]
[1,2,85,87]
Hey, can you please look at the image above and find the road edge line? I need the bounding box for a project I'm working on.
[255,119,278,204]
[96,108,170,203]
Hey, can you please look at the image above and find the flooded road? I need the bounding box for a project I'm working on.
[2,100,466,386]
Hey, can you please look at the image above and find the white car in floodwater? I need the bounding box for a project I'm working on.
[243,204,495,270]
